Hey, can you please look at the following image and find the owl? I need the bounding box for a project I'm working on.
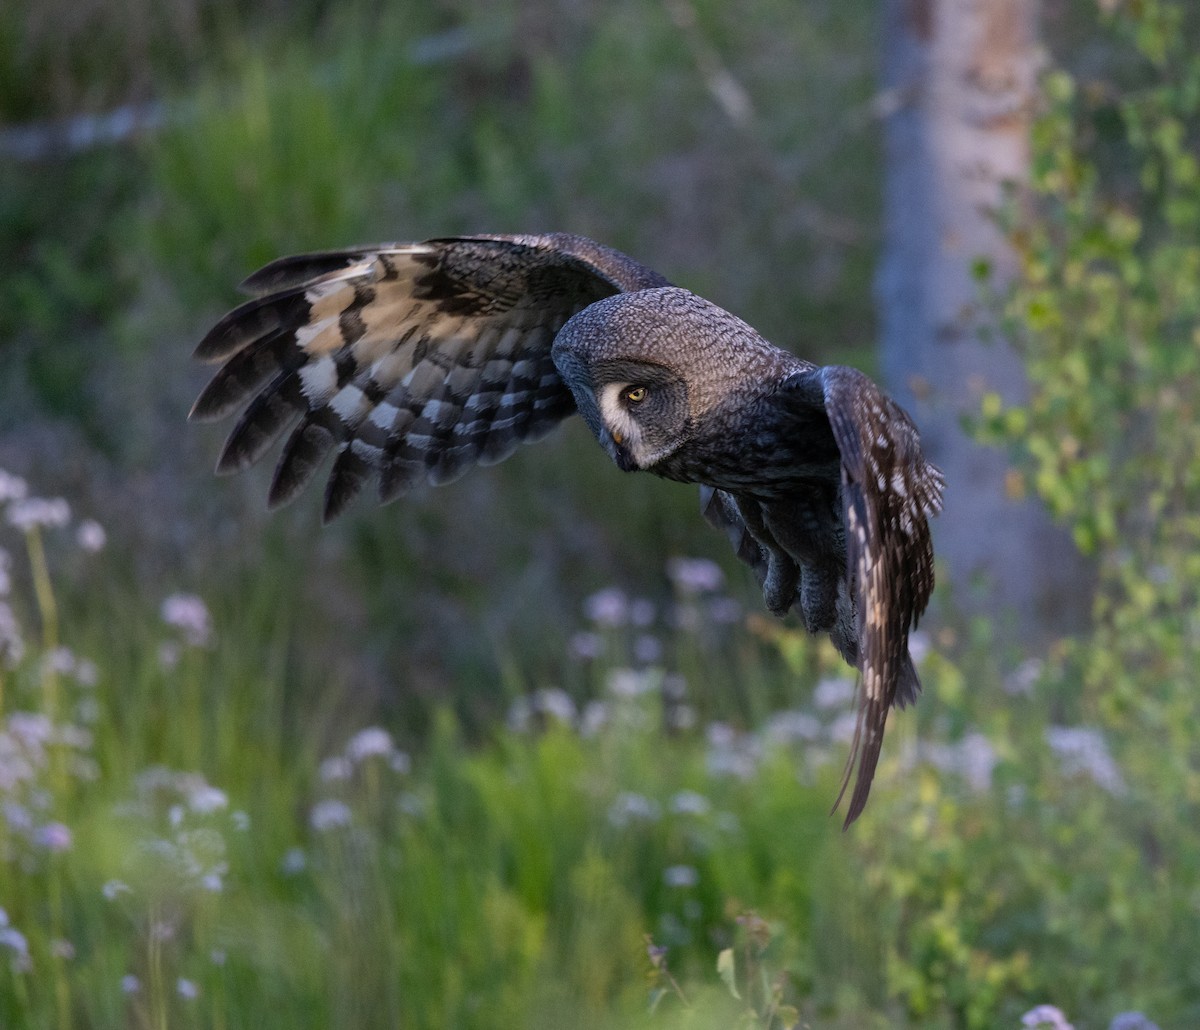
[191,232,944,826]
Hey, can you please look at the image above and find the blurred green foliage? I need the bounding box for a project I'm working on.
[980,0,1200,841]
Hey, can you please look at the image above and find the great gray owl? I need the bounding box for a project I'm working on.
[191,232,944,826]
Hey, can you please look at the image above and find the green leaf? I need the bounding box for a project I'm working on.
[717,948,741,1000]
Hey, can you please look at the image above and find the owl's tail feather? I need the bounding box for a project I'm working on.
[832,683,887,829]
[833,649,919,827]
[893,651,922,709]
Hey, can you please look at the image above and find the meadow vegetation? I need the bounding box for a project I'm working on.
[1,1,1198,1027]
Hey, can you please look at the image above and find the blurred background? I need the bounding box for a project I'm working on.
[0,1,1197,1027]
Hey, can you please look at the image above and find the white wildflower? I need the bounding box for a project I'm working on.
[73,698,100,725]
[177,978,199,1000]
[706,722,737,749]
[568,631,604,660]
[669,790,711,816]
[0,471,28,504]
[186,784,228,815]
[536,688,576,724]
[958,732,998,792]
[762,709,822,744]
[75,519,106,553]
[319,756,353,783]
[1046,726,1126,794]
[102,880,132,901]
[160,593,212,648]
[666,557,724,594]
[121,974,141,994]
[506,696,534,733]
[34,821,72,853]
[583,587,630,627]
[509,689,577,731]
[919,734,998,792]
[813,676,855,710]
[1022,1004,1074,1030]
[310,799,353,831]
[579,700,610,738]
[705,723,759,780]
[7,497,70,532]
[1006,658,1043,696]
[157,641,180,670]
[666,703,697,731]
[0,926,28,957]
[280,847,307,875]
[345,726,395,763]
[57,724,92,750]
[715,811,744,835]
[608,792,661,828]
[149,920,176,942]
[3,803,33,831]
[663,864,700,888]
[42,648,74,677]
[607,667,658,698]
[827,712,859,745]
[1109,1013,1161,1030]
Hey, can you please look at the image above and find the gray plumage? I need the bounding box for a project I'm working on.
[190,232,944,826]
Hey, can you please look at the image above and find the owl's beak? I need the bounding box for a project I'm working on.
[598,426,637,472]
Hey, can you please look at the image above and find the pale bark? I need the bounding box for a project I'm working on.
[876,0,1090,635]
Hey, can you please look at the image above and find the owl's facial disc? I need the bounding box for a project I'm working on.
[593,371,687,471]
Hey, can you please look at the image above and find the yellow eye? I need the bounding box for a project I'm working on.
[623,386,648,404]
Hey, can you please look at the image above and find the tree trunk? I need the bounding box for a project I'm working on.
[876,0,1089,637]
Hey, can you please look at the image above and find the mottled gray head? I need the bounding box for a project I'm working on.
[551,286,777,472]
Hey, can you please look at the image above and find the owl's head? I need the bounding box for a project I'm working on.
[552,292,698,471]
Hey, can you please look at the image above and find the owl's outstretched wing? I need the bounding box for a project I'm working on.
[806,365,944,826]
[190,233,668,520]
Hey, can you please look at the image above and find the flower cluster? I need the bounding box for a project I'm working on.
[0,470,78,535]
[307,726,411,835]
[0,906,31,974]
[1,710,95,868]
[109,766,244,899]
[1020,1004,1160,1030]
[1045,726,1126,795]
[906,732,1000,794]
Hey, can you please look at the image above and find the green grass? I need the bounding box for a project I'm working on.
[1,480,1196,1030]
